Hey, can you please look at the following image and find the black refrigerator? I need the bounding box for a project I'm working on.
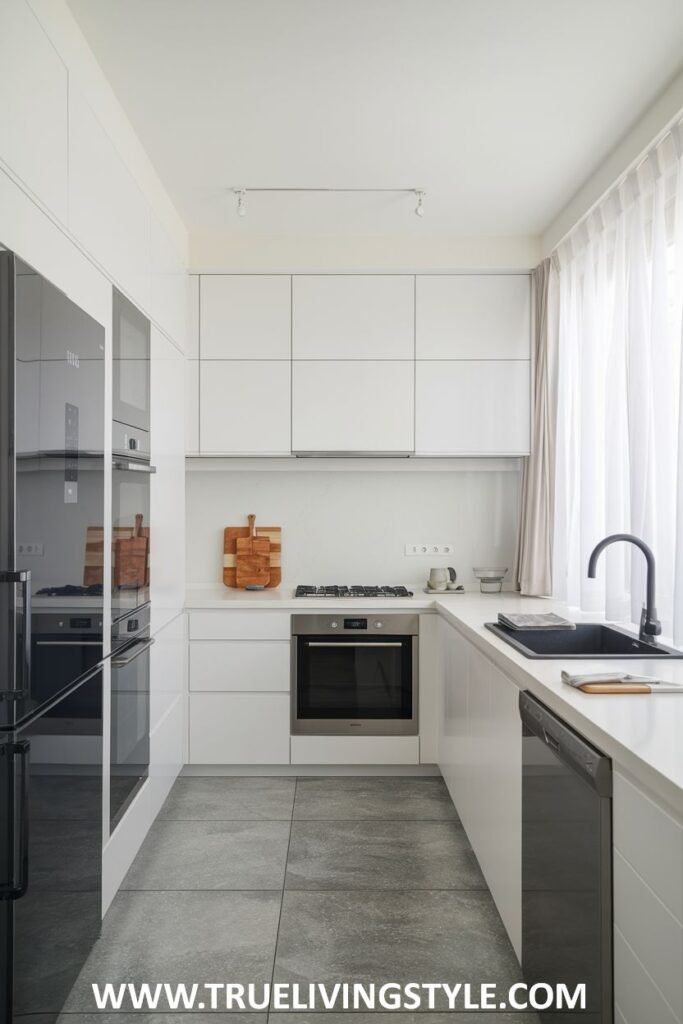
[0,250,105,1024]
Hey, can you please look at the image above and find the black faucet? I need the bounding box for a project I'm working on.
[587,533,662,644]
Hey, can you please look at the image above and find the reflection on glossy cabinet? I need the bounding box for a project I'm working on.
[416,361,530,455]
[416,275,531,359]
[200,275,291,359]
[293,276,414,360]
[292,360,414,453]
[438,619,522,959]
[199,360,291,454]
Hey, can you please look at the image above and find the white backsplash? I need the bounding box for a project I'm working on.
[186,466,521,589]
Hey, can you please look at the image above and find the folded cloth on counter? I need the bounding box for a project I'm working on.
[498,612,576,631]
[561,671,683,694]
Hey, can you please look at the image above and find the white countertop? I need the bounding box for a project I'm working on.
[186,584,683,816]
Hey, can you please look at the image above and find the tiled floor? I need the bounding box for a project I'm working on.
[63,776,538,1020]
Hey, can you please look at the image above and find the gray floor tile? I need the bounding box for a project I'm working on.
[160,777,296,820]
[285,820,485,890]
[293,777,458,821]
[123,820,290,890]
[64,891,281,1012]
[273,890,522,1009]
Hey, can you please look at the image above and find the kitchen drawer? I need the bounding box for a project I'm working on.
[190,641,290,692]
[290,735,419,765]
[189,611,291,641]
[189,693,290,764]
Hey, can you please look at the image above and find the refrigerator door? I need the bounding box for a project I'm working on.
[0,668,103,1024]
[0,251,106,729]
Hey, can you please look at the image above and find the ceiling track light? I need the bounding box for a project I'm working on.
[229,187,426,218]
[233,188,247,217]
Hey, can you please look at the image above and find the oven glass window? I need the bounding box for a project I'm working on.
[297,636,413,719]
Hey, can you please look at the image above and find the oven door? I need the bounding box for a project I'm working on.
[112,288,150,435]
[293,634,418,735]
[109,633,153,833]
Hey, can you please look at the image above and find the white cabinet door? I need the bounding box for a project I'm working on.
[293,276,414,359]
[292,361,414,453]
[185,359,199,453]
[68,87,151,310]
[200,360,291,454]
[0,0,68,220]
[150,327,186,632]
[150,215,187,350]
[190,641,290,692]
[416,361,530,455]
[200,275,291,359]
[416,275,531,359]
[189,693,290,764]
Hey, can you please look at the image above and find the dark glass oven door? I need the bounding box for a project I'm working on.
[112,288,150,435]
[110,634,152,833]
[294,634,417,735]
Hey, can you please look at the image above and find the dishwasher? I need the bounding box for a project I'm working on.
[519,692,613,1022]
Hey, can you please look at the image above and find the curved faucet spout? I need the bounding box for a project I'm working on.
[587,533,661,643]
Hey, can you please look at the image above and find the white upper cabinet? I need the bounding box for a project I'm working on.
[150,215,187,350]
[0,0,68,221]
[292,361,414,453]
[200,275,291,359]
[292,276,414,359]
[416,361,530,455]
[68,87,151,311]
[416,275,531,359]
[200,360,291,454]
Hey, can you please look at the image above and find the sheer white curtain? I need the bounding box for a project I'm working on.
[553,120,683,641]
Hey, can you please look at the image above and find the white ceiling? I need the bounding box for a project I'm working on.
[68,0,683,239]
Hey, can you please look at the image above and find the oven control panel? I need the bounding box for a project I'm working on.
[292,614,419,636]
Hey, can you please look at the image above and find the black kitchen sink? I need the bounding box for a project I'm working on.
[484,621,683,659]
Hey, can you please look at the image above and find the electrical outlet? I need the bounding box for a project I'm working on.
[405,543,454,556]
[18,542,44,556]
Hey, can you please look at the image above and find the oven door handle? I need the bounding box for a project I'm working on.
[35,640,102,647]
[112,637,154,667]
[113,460,157,474]
[306,641,403,648]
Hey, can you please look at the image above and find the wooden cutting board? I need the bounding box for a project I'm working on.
[235,514,270,588]
[224,522,281,588]
[114,513,149,590]
[84,523,151,586]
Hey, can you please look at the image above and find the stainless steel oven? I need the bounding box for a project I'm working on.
[113,287,150,450]
[292,614,419,736]
[109,602,153,832]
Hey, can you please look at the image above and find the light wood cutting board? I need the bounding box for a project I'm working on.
[235,514,270,588]
[84,523,150,586]
[224,521,281,589]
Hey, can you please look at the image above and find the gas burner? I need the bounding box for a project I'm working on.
[295,585,413,598]
[36,584,104,597]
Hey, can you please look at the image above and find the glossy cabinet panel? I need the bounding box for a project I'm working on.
[190,641,290,693]
[200,275,291,359]
[189,692,290,764]
[293,276,414,360]
[416,275,531,359]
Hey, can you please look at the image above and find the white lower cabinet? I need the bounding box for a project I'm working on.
[613,772,683,1022]
[190,641,290,692]
[189,692,290,764]
[291,735,419,765]
[437,617,522,959]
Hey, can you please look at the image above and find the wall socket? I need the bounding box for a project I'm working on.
[18,542,44,556]
[405,543,454,556]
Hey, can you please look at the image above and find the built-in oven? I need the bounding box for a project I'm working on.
[109,602,153,832]
[113,287,151,452]
[292,614,418,735]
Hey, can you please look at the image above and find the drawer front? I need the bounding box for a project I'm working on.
[189,611,291,641]
[190,641,290,692]
[189,693,290,764]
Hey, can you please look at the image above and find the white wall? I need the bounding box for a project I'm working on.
[542,66,683,254]
[191,233,540,274]
[186,464,521,588]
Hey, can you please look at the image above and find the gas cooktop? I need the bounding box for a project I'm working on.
[295,585,414,598]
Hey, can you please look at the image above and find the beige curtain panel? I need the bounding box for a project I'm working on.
[514,257,559,596]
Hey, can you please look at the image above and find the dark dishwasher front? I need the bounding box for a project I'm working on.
[519,691,612,1022]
